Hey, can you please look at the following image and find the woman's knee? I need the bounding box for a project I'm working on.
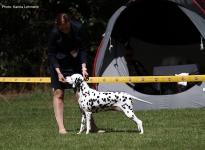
[53,89,64,99]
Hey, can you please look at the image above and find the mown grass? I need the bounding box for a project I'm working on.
[0,90,205,150]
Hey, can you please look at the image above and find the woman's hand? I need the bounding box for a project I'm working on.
[82,70,89,80]
[58,73,66,83]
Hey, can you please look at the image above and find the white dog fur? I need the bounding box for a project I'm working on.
[66,74,152,134]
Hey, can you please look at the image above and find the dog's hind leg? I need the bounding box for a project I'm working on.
[77,111,86,134]
[119,105,144,134]
[85,112,92,134]
[132,114,143,134]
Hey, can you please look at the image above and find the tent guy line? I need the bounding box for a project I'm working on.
[0,75,205,83]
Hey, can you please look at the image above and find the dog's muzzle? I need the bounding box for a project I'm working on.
[66,76,76,88]
[66,76,72,84]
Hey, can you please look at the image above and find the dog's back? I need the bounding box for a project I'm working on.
[67,74,151,134]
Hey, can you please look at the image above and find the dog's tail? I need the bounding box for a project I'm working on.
[131,96,152,104]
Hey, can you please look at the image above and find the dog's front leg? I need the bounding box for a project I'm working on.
[77,111,86,134]
[85,112,92,134]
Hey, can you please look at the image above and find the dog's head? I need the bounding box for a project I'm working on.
[66,74,84,88]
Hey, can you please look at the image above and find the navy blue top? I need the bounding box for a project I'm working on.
[47,21,88,69]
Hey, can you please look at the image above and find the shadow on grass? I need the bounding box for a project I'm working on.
[75,128,139,133]
[105,128,139,133]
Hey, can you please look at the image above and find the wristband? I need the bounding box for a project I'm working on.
[82,68,87,71]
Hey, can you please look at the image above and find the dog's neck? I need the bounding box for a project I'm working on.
[78,81,90,93]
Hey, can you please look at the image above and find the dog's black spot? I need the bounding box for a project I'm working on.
[127,105,131,109]
[102,98,106,102]
[131,115,135,120]
[115,95,119,99]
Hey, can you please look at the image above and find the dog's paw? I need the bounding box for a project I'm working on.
[77,132,82,134]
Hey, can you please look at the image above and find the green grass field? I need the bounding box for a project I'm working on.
[0,90,205,150]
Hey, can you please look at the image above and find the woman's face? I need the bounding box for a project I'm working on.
[58,22,70,34]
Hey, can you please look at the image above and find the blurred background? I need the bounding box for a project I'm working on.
[0,0,127,93]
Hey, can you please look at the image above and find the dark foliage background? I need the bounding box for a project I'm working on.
[0,0,127,92]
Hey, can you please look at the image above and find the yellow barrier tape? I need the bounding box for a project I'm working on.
[0,77,51,83]
[0,75,205,83]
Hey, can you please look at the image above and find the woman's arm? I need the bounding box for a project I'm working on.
[47,28,60,69]
[78,23,88,65]
[77,22,89,79]
[47,29,66,83]
[55,67,66,83]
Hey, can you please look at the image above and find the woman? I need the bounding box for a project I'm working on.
[47,13,104,134]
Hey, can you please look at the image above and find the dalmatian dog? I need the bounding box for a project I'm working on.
[66,74,152,134]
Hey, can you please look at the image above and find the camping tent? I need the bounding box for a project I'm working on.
[92,0,205,110]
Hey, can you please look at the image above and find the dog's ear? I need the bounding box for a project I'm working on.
[74,77,80,86]
[74,77,84,87]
